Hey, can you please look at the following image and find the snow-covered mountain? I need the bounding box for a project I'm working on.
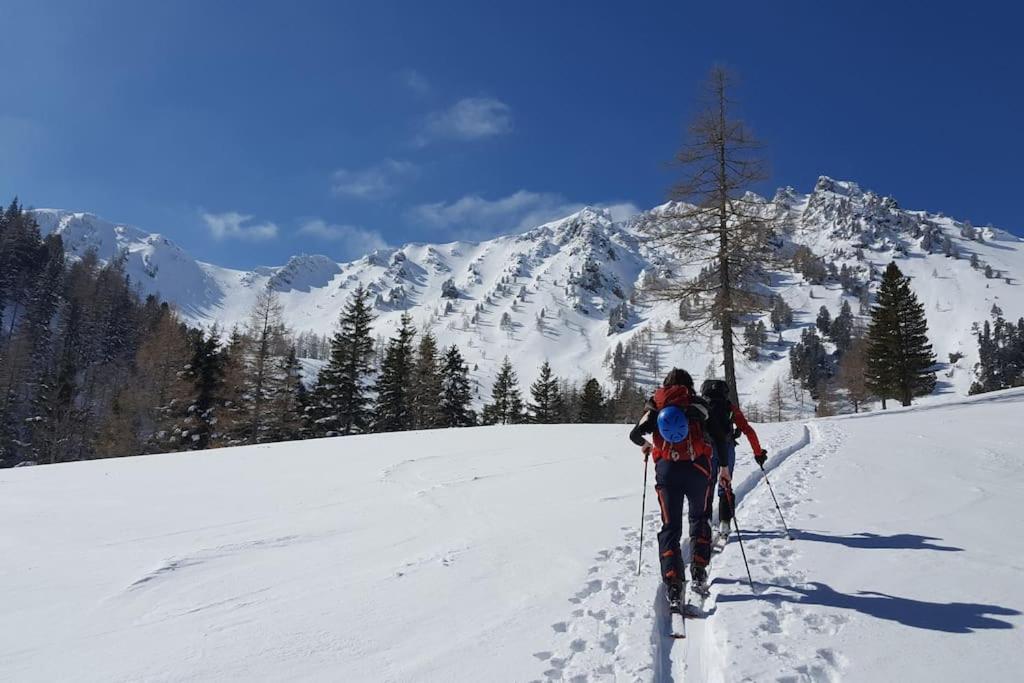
[31,177,1024,408]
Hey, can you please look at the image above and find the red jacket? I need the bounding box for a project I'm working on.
[628,385,713,464]
[731,405,763,455]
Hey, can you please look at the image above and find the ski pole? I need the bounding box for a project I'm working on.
[725,483,755,590]
[760,464,793,541]
[637,453,649,576]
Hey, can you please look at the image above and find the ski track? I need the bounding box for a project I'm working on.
[532,422,825,682]
[698,421,852,683]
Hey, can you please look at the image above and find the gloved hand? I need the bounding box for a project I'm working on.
[755,449,768,467]
[719,466,732,487]
[641,442,653,460]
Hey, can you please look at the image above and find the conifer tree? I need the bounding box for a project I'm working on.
[412,332,443,429]
[239,288,291,443]
[642,67,773,406]
[969,306,1024,394]
[837,332,870,412]
[789,327,831,397]
[180,327,227,449]
[438,345,476,427]
[313,285,376,435]
[577,378,606,423]
[606,378,647,424]
[264,346,306,442]
[374,313,417,432]
[830,299,855,354]
[26,299,87,463]
[768,378,787,421]
[770,295,794,332]
[482,356,524,425]
[816,305,832,337]
[528,360,563,424]
[866,262,936,407]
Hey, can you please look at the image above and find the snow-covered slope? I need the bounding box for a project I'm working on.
[2,389,1021,681]
[31,177,1024,407]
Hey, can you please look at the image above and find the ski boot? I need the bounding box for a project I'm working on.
[690,565,710,598]
[666,580,684,610]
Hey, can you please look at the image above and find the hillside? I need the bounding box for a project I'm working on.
[1,389,1021,681]
[31,177,1024,408]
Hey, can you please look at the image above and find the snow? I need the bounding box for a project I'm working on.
[2,389,1022,681]
[29,178,1024,411]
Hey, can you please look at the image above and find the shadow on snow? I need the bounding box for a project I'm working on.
[740,528,965,552]
[714,579,1020,633]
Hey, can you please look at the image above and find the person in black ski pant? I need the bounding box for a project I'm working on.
[629,368,727,601]
[699,379,768,535]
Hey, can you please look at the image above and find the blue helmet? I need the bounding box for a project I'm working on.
[657,406,689,444]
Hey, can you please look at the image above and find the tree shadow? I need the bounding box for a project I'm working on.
[715,579,1019,633]
[741,528,964,552]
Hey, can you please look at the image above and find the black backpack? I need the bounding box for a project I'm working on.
[705,396,733,442]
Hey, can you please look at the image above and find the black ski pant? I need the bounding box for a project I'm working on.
[709,439,737,523]
[654,457,713,584]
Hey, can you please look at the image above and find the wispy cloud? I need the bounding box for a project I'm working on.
[409,191,639,240]
[330,158,417,199]
[298,219,388,257]
[416,97,513,146]
[399,68,430,95]
[202,211,278,241]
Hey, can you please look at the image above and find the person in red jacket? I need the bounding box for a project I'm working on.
[629,368,728,602]
[699,379,768,536]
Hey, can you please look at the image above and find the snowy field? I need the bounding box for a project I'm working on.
[2,390,1022,682]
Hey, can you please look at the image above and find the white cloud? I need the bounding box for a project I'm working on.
[330,158,417,199]
[409,191,640,240]
[202,211,278,241]
[600,201,642,223]
[298,219,388,257]
[399,68,430,95]
[417,97,512,145]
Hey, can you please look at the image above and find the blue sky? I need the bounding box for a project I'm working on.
[3,1,1022,268]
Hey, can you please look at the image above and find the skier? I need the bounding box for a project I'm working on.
[699,379,768,537]
[629,368,726,605]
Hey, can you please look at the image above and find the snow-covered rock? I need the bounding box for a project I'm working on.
[30,178,1024,407]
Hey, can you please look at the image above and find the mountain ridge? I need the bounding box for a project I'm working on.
[30,176,1024,411]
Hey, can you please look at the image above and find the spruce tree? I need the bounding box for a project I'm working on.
[270,346,306,441]
[816,306,832,337]
[374,313,416,432]
[438,345,476,427]
[482,356,524,425]
[789,327,831,397]
[577,378,606,423]
[314,285,376,435]
[412,332,443,429]
[528,360,562,424]
[830,299,854,354]
[182,327,227,449]
[866,262,936,407]
[770,295,794,332]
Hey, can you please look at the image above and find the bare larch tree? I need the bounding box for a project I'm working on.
[642,66,773,405]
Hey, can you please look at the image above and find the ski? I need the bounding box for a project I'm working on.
[711,534,728,554]
[669,604,687,638]
[667,581,688,638]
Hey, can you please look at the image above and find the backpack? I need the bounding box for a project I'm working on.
[705,395,734,443]
[650,385,713,464]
